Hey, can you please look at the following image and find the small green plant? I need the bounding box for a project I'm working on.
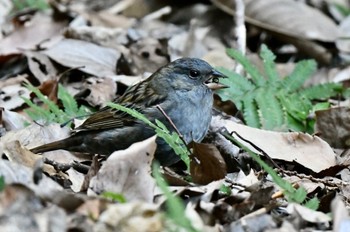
[107,103,191,169]
[22,82,90,125]
[12,0,49,11]
[0,176,5,192]
[217,45,342,133]
[153,164,198,232]
[223,132,319,210]
[101,191,127,203]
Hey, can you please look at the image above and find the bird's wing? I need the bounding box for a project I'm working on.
[74,102,139,131]
[74,79,166,132]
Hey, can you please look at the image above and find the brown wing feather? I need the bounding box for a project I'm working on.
[74,76,166,132]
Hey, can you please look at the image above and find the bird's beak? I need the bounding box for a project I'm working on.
[205,69,228,90]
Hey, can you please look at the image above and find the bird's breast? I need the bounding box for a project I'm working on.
[160,88,213,143]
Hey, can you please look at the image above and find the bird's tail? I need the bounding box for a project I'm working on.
[30,138,71,154]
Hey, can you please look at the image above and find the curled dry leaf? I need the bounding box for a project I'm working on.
[88,136,157,203]
[211,115,337,173]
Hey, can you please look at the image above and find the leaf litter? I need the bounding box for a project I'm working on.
[1,0,350,231]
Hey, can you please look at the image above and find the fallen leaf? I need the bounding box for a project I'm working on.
[44,39,121,78]
[286,203,331,223]
[0,12,66,57]
[88,136,157,203]
[190,143,227,185]
[79,76,117,107]
[94,202,163,231]
[315,107,350,148]
[211,115,337,173]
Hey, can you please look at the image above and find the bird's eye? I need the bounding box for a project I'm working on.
[189,70,200,78]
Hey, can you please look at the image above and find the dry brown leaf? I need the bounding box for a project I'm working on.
[88,136,157,203]
[0,12,66,57]
[190,143,227,185]
[212,116,337,173]
[44,39,121,78]
[315,107,350,149]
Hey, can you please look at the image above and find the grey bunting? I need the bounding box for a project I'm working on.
[30,58,227,166]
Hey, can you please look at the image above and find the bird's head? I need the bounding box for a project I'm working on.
[152,58,227,92]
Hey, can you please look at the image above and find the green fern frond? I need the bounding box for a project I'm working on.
[260,44,278,84]
[255,88,285,130]
[217,67,255,93]
[282,60,317,92]
[299,83,342,100]
[58,84,79,116]
[218,44,343,133]
[227,48,266,86]
[242,96,260,128]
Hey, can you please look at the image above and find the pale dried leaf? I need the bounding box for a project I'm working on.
[332,196,350,232]
[0,83,30,110]
[0,159,63,199]
[0,123,79,163]
[212,116,337,173]
[0,12,66,56]
[94,202,163,232]
[25,51,59,83]
[286,203,331,223]
[1,108,28,130]
[336,15,350,53]
[88,136,157,203]
[81,76,117,107]
[67,168,85,193]
[44,39,121,77]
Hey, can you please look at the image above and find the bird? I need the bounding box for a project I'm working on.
[30,58,227,166]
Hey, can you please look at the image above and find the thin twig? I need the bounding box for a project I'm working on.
[156,104,191,152]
